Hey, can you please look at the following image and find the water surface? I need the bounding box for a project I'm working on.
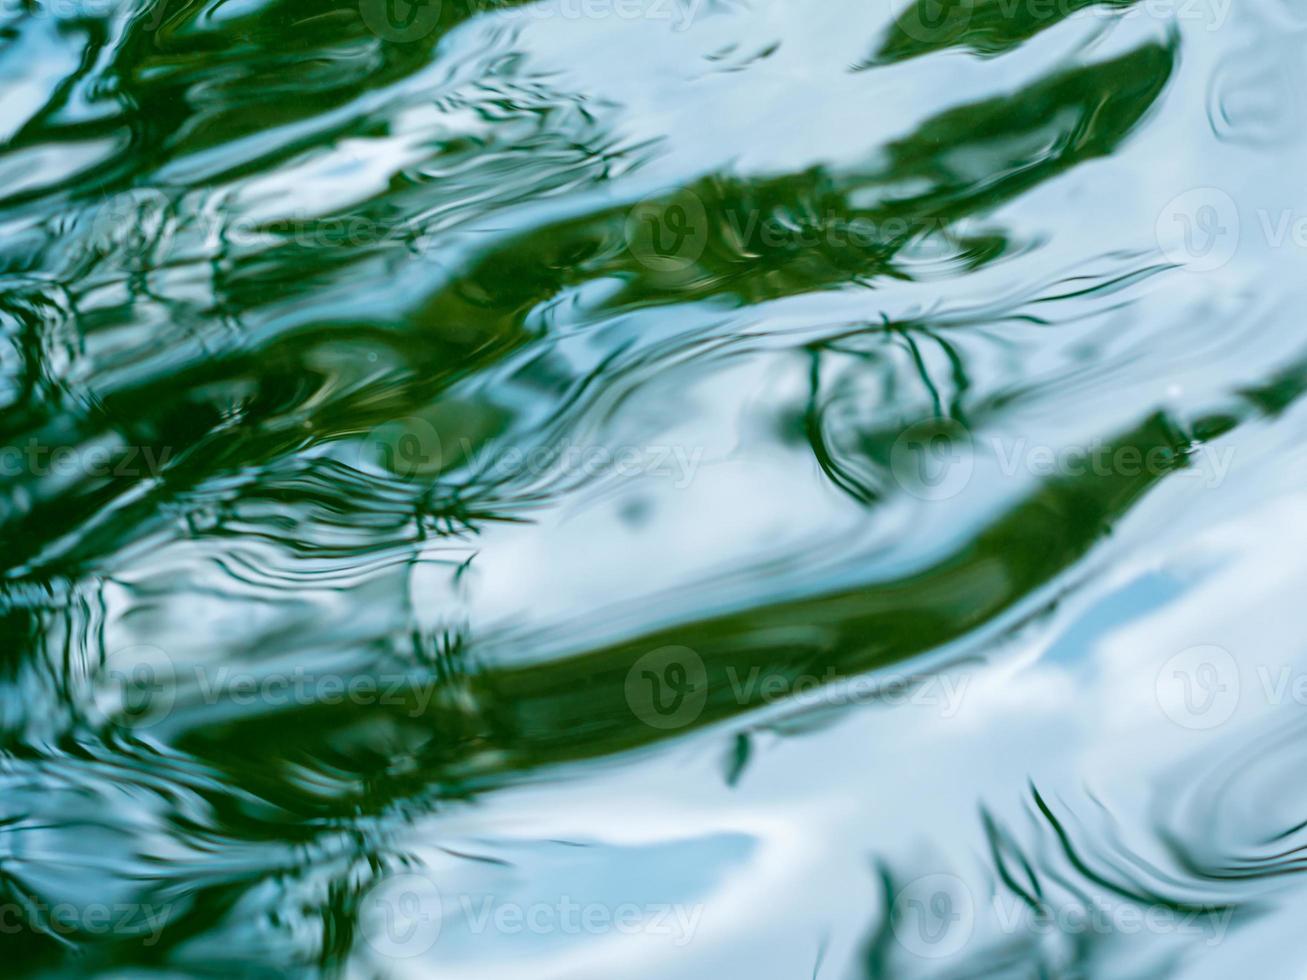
[2,0,1307,975]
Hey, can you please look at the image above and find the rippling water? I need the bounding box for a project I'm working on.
[2,0,1307,975]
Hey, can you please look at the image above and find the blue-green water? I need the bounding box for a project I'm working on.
[2,0,1307,975]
